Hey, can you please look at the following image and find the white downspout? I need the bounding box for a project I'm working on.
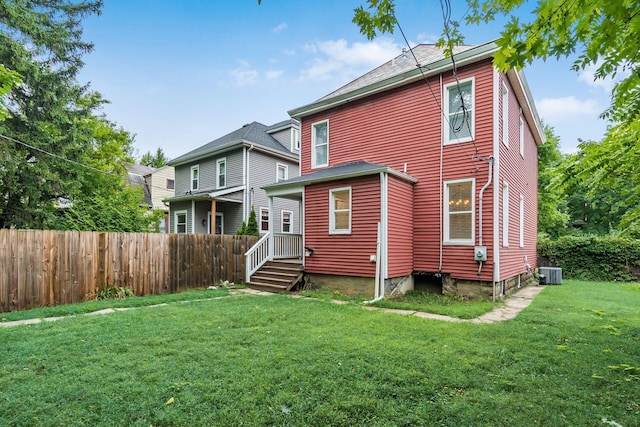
[246,144,255,220]
[477,156,494,275]
[364,222,383,304]
[439,73,444,272]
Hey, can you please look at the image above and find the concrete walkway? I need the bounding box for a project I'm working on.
[0,285,545,329]
[233,284,546,324]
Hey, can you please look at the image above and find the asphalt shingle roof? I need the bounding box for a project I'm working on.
[317,44,476,102]
[169,121,296,166]
[264,160,416,191]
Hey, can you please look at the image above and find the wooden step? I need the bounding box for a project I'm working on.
[246,281,289,293]
[246,258,304,293]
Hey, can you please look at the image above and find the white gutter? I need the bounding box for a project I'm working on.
[439,73,444,272]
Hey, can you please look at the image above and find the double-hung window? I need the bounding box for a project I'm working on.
[329,187,351,234]
[276,163,288,182]
[519,195,525,247]
[502,181,509,247]
[444,79,474,144]
[260,207,269,233]
[292,127,300,151]
[281,210,292,234]
[175,211,187,234]
[444,179,474,244]
[312,120,329,168]
[519,115,525,158]
[190,165,199,191]
[502,82,509,147]
[216,158,226,189]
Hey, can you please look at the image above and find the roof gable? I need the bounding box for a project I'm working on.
[169,121,297,166]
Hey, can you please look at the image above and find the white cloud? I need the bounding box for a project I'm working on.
[272,22,287,33]
[230,63,258,86]
[416,33,439,44]
[266,69,283,80]
[282,49,296,56]
[298,38,400,83]
[578,63,615,92]
[536,96,600,122]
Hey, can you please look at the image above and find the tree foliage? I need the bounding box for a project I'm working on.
[0,0,158,232]
[354,0,640,125]
[557,121,640,238]
[140,147,170,168]
[0,0,103,229]
[246,206,259,236]
[52,116,163,232]
[537,126,568,238]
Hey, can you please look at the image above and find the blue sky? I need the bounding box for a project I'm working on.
[78,0,615,159]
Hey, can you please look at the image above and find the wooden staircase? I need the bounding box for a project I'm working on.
[246,258,304,293]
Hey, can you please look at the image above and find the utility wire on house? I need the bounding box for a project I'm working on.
[393,13,480,163]
[0,133,175,196]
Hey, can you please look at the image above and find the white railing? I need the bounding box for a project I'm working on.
[245,233,303,283]
[274,233,303,259]
[245,232,271,283]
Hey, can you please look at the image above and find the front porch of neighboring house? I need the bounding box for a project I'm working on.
[245,189,304,293]
[170,186,245,235]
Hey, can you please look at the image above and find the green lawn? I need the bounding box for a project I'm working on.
[1,280,638,426]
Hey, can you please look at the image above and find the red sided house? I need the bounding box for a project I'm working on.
[247,41,544,299]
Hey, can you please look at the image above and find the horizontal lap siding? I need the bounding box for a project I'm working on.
[304,176,380,277]
[301,60,497,281]
[387,176,414,277]
[498,74,538,280]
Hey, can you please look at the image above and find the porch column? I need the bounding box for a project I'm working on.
[210,199,216,234]
[268,195,274,256]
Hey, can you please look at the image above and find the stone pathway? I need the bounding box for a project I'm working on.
[0,286,544,328]
[233,285,546,324]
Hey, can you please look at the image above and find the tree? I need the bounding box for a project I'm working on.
[0,0,103,229]
[354,0,640,124]
[51,115,164,232]
[140,147,170,168]
[246,207,259,236]
[558,121,640,237]
[0,65,21,121]
[537,126,568,238]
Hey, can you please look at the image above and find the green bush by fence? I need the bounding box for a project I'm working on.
[537,235,640,281]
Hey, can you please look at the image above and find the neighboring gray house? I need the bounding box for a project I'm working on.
[126,164,176,233]
[166,120,300,235]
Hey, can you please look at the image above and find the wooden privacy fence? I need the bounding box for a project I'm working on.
[0,229,258,312]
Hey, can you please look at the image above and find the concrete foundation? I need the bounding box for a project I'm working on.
[306,271,536,301]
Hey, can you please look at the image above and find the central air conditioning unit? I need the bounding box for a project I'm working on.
[539,267,562,285]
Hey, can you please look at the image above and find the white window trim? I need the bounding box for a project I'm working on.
[502,82,509,147]
[329,187,351,235]
[519,115,525,158]
[216,158,226,189]
[502,181,509,247]
[174,210,187,234]
[276,163,289,182]
[311,119,329,168]
[292,127,300,151]
[444,178,475,245]
[281,210,293,234]
[443,77,475,145]
[215,212,224,235]
[259,207,269,233]
[519,194,524,247]
[190,165,199,191]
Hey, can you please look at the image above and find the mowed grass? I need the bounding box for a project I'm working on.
[0,288,230,322]
[1,280,639,426]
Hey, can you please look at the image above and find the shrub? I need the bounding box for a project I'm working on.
[97,286,135,300]
[538,235,640,281]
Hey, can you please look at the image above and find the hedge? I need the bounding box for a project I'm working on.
[537,235,640,282]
